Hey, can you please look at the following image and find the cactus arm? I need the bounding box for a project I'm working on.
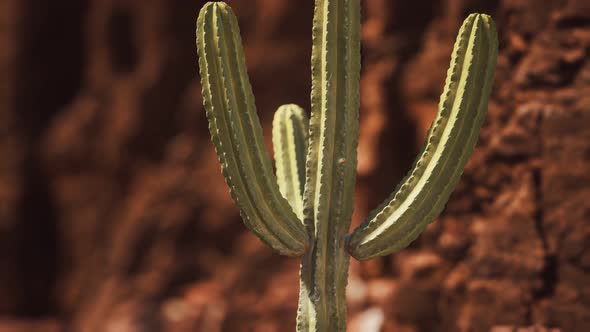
[272,104,309,219]
[196,2,309,256]
[347,14,498,260]
[297,0,361,331]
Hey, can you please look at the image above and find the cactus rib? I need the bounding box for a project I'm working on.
[347,14,498,260]
[196,2,309,256]
[272,104,309,219]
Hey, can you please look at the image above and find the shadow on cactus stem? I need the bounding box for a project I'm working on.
[195,1,498,331]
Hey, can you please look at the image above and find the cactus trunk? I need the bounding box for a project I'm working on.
[296,0,360,331]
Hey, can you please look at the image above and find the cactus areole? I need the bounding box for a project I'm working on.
[196,1,498,331]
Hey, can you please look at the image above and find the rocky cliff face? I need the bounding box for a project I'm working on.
[0,0,589,331]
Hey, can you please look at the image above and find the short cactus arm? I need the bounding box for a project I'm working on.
[298,0,361,330]
[272,104,309,219]
[196,2,309,256]
[348,14,498,260]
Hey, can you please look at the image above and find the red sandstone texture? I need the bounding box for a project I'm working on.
[0,0,589,331]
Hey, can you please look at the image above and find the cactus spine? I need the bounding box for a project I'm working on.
[196,1,497,331]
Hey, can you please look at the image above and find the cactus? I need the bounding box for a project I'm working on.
[196,1,497,331]
[273,104,309,220]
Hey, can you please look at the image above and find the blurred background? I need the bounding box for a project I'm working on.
[1,0,589,331]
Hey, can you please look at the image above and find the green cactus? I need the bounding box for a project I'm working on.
[196,1,497,331]
[273,104,309,220]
